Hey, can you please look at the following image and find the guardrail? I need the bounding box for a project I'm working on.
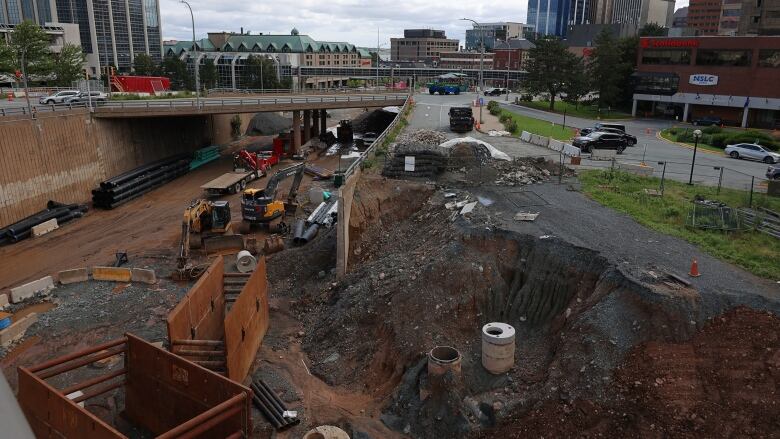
[207,87,406,95]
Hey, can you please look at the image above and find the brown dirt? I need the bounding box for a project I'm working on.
[475,306,780,438]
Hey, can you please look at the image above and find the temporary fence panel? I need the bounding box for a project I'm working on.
[167,256,226,342]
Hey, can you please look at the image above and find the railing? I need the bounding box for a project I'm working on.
[207,87,405,95]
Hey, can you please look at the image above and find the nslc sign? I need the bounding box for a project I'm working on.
[689,74,718,86]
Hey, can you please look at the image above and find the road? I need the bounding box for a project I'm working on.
[409,91,773,189]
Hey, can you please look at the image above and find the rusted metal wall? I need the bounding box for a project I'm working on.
[224,257,270,382]
[167,257,226,342]
[17,367,123,438]
[124,334,252,437]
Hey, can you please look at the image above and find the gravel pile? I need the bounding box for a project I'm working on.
[246,112,292,135]
[492,159,552,186]
[396,129,448,146]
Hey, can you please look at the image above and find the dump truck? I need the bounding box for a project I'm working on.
[449,107,475,132]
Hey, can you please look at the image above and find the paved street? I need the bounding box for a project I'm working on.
[409,91,773,189]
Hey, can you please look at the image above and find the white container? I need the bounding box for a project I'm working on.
[481,322,515,374]
[235,250,257,273]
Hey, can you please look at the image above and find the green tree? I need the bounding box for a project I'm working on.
[639,23,667,36]
[561,57,590,107]
[241,55,282,90]
[0,20,52,80]
[199,59,218,90]
[133,53,155,75]
[523,37,579,110]
[588,29,625,108]
[51,43,86,86]
[160,56,192,90]
[616,35,640,106]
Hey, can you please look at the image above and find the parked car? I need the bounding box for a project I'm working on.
[594,122,627,132]
[63,91,109,104]
[725,143,780,164]
[572,132,628,154]
[579,126,636,145]
[38,90,80,105]
[484,88,507,96]
[692,115,722,126]
[767,164,780,180]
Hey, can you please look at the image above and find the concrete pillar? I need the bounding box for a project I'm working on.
[292,110,301,155]
[741,105,749,128]
[303,110,311,143]
[312,110,320,136]
[320,109,327,134]
[683,102,690,122]
[631,99,638,117]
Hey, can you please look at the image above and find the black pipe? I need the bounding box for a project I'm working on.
[292,219,305,243]
[250,384,285,427]
[251,394,283,428]
[253,381,286,415]
[99,154,190,189]
[299,224,319,243]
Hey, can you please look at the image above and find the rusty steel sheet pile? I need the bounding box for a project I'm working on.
[17,333,252,438]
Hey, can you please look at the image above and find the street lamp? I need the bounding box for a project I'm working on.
[461,18,484,124]
[180,0,200,108]
[688,129,702,185]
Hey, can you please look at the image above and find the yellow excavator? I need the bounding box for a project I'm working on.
[177,199,234,270]
[240,163,305,233]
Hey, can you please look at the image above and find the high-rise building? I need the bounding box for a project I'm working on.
[605,0,674,26]
[527,0,571,36]
[55,0,163,76]
[465,22,530,50]
[687,0,723,34]
[390,29,459,64]
[0,0,57,24]
[738,0,780,34]
[718,0,742,34]
[672,6,689,27]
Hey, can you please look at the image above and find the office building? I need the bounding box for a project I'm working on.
[437,51,494,69]
[0,0,57,24]
[55,0,163,76]
[492,39,535,69]
[390,29,459,64]
[672,6,689,27]
[687,0,723,34]
[719,0,742,34]
[631,36,780,128]
[527,0,571,36]
[738,0,780,35]
[465,22,529,51]
[565,23,638,56]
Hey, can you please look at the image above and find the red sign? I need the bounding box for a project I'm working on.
[640,38,700,49]
[14,70,21,79]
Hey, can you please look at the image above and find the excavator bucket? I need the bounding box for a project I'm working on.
[203,234,245,254]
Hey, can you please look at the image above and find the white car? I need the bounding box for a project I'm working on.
[63,91,109,104]
[38,90,80,105]
[724,143,780,164]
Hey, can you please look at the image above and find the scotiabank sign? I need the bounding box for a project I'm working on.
[640,38,700,48]
[689,74,718,86]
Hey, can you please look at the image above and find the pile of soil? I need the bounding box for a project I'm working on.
[352,109,397,133]
[246,112,292,135]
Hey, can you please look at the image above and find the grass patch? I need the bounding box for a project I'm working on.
[579,169,780,279]
[659,129,724,153]
[517,100,632,120]
[110,91,196,101]
[498,108,576,141]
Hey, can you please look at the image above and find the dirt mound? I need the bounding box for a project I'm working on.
[246,112,292,135]
[396,129,448,146]
[352,109,396,133]
[474,306,780,438]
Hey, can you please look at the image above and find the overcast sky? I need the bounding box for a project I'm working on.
[161,0,690,48]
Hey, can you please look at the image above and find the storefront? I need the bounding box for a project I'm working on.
[631,36,780,128]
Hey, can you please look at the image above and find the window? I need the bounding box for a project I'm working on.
[631,72,679,95]
[721,9,741,16]
[641,49,691,65]
[759,49,780,67]
[696,49,752,66]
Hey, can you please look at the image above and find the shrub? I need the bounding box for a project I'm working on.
[667,127,680,135]
[486,100,499,111]
[520,94,534,102]
[701,125,722,135]
[499,113,511,123]
[503,118,518,133]
[710,133,730,148]
[489,106,501,116]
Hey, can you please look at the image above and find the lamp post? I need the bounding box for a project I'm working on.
[688,129,702,185]
[461,18,484,124]
[180,0,200,108]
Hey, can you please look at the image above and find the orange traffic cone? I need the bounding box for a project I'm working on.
[476,121,481,130]
[8,93,13,102]
[689,258,701,277]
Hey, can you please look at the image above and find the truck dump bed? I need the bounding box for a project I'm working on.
[201,171,253,190]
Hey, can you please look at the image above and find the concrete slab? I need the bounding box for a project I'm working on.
[31,218,58,237]
[0,293,8,309]
[58,268,88,285]
[0,313,37,346]
[10,276,54,303]
[130,268,157,285]
[92,267,132,282]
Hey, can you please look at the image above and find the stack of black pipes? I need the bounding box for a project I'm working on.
[0,201,88,245]
[92,154,191,209]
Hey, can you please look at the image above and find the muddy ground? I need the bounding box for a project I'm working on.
[1,118,779,438]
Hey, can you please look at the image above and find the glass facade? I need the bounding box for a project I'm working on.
[641,49,692,65]
[35,0,51,23]
[20,0,34,20]
[144,0,160,62]
[110,0,131,69]
[128,0,145,58]
[759,49,780,68]
[631,72,679,95]
[696,49,752,66]
[526,0,570,36]
[56,0,93,53]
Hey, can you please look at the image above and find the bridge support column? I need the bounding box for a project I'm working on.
[292,110,302,155]
[312,110,320,136]
[303,109,311,144]
[319,109,327,134]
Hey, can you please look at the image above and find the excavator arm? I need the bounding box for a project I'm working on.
[263,163,305,201]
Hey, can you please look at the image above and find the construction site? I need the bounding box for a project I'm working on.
[1,93,779,439]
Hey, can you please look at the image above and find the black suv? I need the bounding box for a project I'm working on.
[572,132,628,153]
[579,127,637,145]
[692,115,722,126]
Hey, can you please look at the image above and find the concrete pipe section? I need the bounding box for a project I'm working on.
[303,425,351,439]
[428,345,462,377]
[235,250,257,273]
[481,322,516,374]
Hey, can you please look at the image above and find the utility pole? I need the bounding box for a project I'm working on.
[461,18,484,124]
[181,0,200,108]
[376,28,380,91]
[505,40,510,101]
[20,47,33,118]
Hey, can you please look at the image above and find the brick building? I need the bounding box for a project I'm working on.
[492,39,535,70]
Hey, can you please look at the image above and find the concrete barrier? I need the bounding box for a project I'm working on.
[58,268,89,285]
[619,163,654,176]
[131,268,157,284]
[520,131,531,142]
[591,149,617,160]
[0,313,37,346]
[31,218,58,237]
[92,266,132,282]
[10,276,54,303]
[562,144,581,157]
[0,293,8,309]
[532,135,550,148]
[548,139,564,152]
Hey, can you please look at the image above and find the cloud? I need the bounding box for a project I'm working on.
[159,0,527,47]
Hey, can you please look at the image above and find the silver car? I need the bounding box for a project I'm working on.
[724,143,780,164]
[38,90,80,105]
